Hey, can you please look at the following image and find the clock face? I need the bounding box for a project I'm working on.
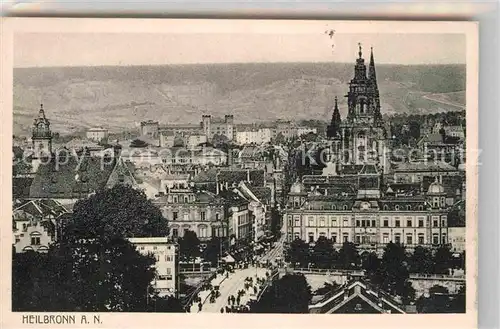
[361,202,370,210]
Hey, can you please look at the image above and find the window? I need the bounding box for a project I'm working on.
[343,234,349,242]
[383,220,389,227]
[433,234,439,245]
[356,220,360,227]
[395,205,400,211]
[383,234,389,244]
[172,229,178,237]
[418,220,424,227]
[332,234,337,243]
[201,212,206,221]
[372,220,376,227]
[394,234,401,244]
[361,236,368,244]
[294,218,300,227]
[165,255,172,262]
[173,212,178,220]
[199,226,207,238]
[442,234,447,244]
[384,205,389,210]
[140,246,145,250]
[31,237,41,246]
[406,235,413,245]
[395,220,400,228]
[433,220,438,227]
[308,233,314,243]
[407,205,411,211]
[216,213,220,221]
[173,196,178,203]
[418,205,424,211]
[407,220,412,227]
[308,218,314,226]
[320,219,325,227]
[418,234,425,244]
[441,220,446,227]
[167,268,172,275]
[343,205,348,210]
[331,220,337,227]
[355,235,361,244]
[183,213,189,221]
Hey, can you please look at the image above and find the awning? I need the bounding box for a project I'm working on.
[222,254,235,263]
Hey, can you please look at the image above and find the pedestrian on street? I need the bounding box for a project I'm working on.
[198,302,202,312]
[220,307,224,313]
[228,296,231,304]
[253,286,257,294]
[236,295,240,305]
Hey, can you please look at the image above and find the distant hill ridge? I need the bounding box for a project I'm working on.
[14,62,466,136]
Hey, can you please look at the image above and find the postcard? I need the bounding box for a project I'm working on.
[0,18,478,329]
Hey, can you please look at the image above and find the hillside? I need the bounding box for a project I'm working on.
[13,62,466,136]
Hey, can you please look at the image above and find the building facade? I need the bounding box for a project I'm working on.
[284,167,450,253]
[128,237,179,297]
[153,186,227,241]
[202,115,235,141]
[86,127,109,143]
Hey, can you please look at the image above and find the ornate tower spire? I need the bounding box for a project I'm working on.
[358,42,362,58]
[368,47,378,89]
[327,96,342,139]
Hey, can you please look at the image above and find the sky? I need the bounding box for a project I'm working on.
[14,32,466,68]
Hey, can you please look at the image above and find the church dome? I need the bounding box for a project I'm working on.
[290,180,306,194]
[427,180,445,194]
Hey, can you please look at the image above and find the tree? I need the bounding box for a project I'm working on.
[362,252,381,278]
[314,282,340,296]
[66,185,169,243]
[250,274,312,313]
[286,239,309,268]
[373,242,412,302]
[416,285,451,313]
[203,236,221,266]
[409,246,434,274]
[338,242,360,269]
[274,132,285,145]
[269,208,281,239]
[179,230,201,260]
[146,296,184,313]
[311,237,337,269]
[12,240,157,312]
[129,139,148,148]
[433,245,453,274]
[12,186,178,312]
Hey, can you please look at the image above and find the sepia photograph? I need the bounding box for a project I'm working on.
[1,18,478,328]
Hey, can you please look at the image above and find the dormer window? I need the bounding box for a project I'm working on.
[395,205,400,211]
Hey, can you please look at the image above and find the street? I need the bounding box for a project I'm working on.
[192,267,267,313]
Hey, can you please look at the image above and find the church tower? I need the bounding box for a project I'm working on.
[32,104,53,171]
[335,44,387,166]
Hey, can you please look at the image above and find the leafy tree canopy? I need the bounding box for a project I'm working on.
[67,185,169,242]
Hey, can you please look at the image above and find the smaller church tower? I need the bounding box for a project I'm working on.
[327,96,342,139]
[32,104,53,171]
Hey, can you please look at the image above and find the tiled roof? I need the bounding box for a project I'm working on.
[193,168,265,186]
[247,186,272,204]
[358,164,379,175]
[422,176,463,197]
[394,162,457,172]
[13,177,33,199]
[340,165,364,175]
[29,153,117,199]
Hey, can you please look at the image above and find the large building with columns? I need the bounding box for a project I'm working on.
[283,164,451,252]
